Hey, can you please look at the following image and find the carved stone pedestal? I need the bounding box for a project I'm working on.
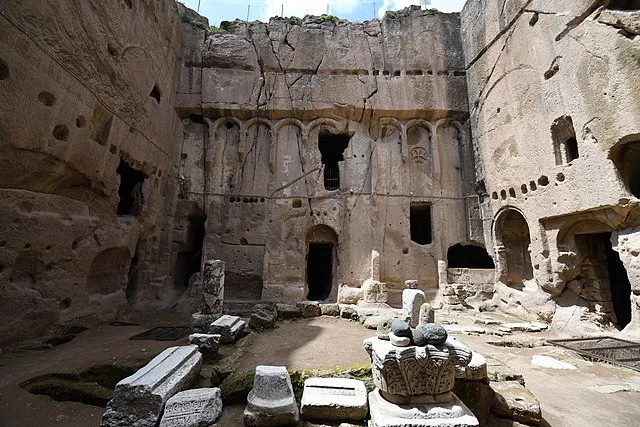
[368,389,478,427]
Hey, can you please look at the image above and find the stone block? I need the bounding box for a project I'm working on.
[443,295,462,305]
[209,315,246,344]
[368,389,479,427]
[419,302,434,325]
[454,379,495,425]
[101,345,203,427]
[402,289,426,327]
[159,388,222,427]
[319,303,340,316]
[296,301,321,318]
[276,303,302,319]
[405,279,419,289]
[249,309,276,329]
[340,305,357,319]
[188,333,221,361]
[300,377,368,421]
[362,279,388,303]
[190,312,221,334]
[491,381,541,425]
[456,351,488,381]
[244,365,299,426]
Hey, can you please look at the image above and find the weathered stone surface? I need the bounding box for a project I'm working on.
[368,389,479,427]
[297,301,321,318]
[101,345,203,427]
[410,327,426,346]
[249,309,276,329]
[362,279,388,304]
[319,303,340,316]
[418,323,448,345]
[363,315,392,330]
[454,380,495,426]
[159,388,222,427]
[300,377,368,421]
[389,332,410,347]
[209,315,246,344]
[419,303,435,325]
[531,355,576,370]
[190,313,222,334]
[363,336,472,397]
[244,365,299,426]
[390,319,411,337]
[201,260,224,315]
[376,318,393,340]
[188,333,221,361]
[340,306,358,320]
[403,289,426,327]
[486,357,525,386]
[404,279,419,289]
[456,351,488,381]
[276,303,302,319]
[490,381,541,425]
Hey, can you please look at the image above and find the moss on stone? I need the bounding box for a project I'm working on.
[209,332,256,385]
[219,369,255,404]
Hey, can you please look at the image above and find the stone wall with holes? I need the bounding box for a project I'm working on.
[0,0,189,343]
[462,0,640,330]
[175,8,482,304]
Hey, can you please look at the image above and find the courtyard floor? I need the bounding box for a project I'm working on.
[0,307,639,426]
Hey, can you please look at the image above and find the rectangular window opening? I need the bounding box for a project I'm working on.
[410,202,432,245]
[318,130,351,191]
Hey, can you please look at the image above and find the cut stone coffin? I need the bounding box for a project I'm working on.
[159,388,222,427]
[300,377,368,421]
[101,345,203,427]
[368,389,479,427]
[208,315,246,344]
[244,365,299,426]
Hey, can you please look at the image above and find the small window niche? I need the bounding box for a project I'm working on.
[410,202,432,245]
[318,130,351,191]
[89,103,114,146]
[610,137,640,198]
[551,116,578,165]
[116,160,146,216]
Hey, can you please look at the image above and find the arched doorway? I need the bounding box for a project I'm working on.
[494,208,533,287]
[306,225,338,301]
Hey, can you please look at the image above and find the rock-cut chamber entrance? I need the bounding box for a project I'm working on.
[574,232,632,328]
[306,225,338,301]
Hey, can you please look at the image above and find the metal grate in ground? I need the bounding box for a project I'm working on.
[129,326,189,341]
[548,336,640,372]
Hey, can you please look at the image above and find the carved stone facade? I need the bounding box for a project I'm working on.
[2,0,640,343]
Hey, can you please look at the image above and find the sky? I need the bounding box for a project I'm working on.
[181,0,467,27]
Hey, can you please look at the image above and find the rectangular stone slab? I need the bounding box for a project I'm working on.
[301,377,368,421]
[101,345,203,427]
[209,314,246,344]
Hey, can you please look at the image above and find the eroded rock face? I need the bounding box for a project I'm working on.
[461,0,640,332]
[0,0,190,344]
[177,9,478,305]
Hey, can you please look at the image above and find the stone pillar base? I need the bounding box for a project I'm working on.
[368,389,478,427]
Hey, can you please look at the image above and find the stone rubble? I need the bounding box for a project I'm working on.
[402,289,426,327]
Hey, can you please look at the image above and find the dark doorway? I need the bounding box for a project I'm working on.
[116,160,145,216]
[610,139,640,198]
[173,215,206,294]
[608,0,640,10]
[599,233,632,328]
[447,244,495,268]
[410,203,432,245]
[318,130,350,191]
[307,243,333,300]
